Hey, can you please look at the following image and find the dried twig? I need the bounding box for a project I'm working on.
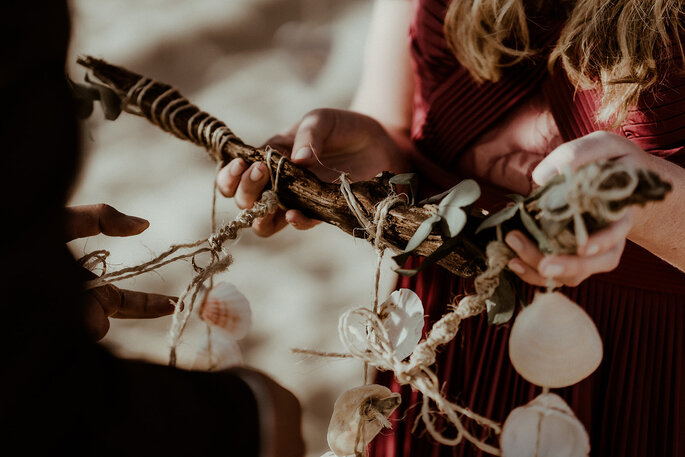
[77,56,486,277]
[75,56,672,277]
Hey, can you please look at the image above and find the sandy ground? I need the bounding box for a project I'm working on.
[66,0,399,455]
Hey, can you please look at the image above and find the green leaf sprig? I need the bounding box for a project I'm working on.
[388,173,418,205]
[394,179,481,276]
[475,190,556,253]
[67,75,123,121]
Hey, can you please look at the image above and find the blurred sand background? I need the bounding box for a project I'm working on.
[65,0,401,455]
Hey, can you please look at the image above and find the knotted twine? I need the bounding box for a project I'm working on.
[83,190,279,366]
[114,72,515,452]
[296,173,513,454]
[121,76,239,164]
[338,240,514,455]
[333,162,642,452]
[535,161,639,249]
[339,174,406,313]
[335,174,511,453]
[82,78,285,366]
[337,174,407,457]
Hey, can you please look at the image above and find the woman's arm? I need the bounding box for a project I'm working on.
[627,152,685,270]
[217,0,416,236]
[350,0,414,132]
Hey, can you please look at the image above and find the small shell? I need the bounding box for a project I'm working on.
[191,328,243,371]
[509,291,602,388]
[199,282,251,340]
[327,384,401,457]
[379,289,424,360]
[501,393,590,457]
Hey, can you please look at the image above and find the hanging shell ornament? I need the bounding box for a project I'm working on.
[199,282,252,339]
[501,393,590,457]
[378,289,425,360]
[327,384,401,457]
[192,282,251,371]
[509,291,602,388]
[191,328,243,371]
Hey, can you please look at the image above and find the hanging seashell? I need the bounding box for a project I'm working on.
[509,291,602,388]
[199,282,251,340]
[327,384,401,457]
[378,289,425,360]
[191,327,243,371]
[501,392,590,457]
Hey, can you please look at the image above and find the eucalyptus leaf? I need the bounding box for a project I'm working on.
[85,74,122,120]
[540,184,569,212]
[393,235,463,276]
[525,174,565,202]
[395,268,419,277]
[519,204,553,252]
[403,214,441,253]
[97,86,123,120]
[389,173,418,205]
[408,179,418,206]
[418,188,453,205]
[486,271,517,325]
[74,95,95,119]
[389,173,416,185]
[69,80,99,100]
[68,78,99,119]
[392,250,413,268]
[507,194,525,203]
[476,204,519,234]
[438,179,481,211]
[440,207,467,238]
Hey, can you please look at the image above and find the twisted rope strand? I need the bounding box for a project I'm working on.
[336,240,513,454]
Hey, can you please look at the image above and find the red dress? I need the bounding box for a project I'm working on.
[371,1,685,456]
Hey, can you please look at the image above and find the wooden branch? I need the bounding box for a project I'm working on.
[77,56,487,277]
[75,57,672,278]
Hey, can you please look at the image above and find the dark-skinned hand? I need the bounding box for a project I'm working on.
[65,204,176,340]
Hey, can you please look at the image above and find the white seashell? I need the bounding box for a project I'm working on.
[501,393,590,457]
[327,384,401,457]
[199,282,251,340]
[378,289,425,360]
[191,328,243,371]
[509,291,602,388]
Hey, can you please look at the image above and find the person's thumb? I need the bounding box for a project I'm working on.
[290,110,336,167]
[65,204,149,240]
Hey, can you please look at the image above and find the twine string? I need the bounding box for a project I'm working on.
[334,240,513,455]
[265,146,287,196]
[338,173,406,385]
[536,161,639,248]
[81,83,283,365]
[123,75,238,162]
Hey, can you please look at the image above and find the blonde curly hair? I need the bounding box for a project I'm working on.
[444,0,684,125]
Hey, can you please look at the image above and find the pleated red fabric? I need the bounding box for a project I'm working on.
[370,1,685,456]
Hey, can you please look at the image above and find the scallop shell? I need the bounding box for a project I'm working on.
[501,393,590,457]
[378,289,425,360]
[509,291,602,388]
[327,384,401,457]
[199,282,251,340]
[191,328,243,371]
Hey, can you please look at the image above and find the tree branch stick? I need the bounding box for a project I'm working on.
[77,56,487,277]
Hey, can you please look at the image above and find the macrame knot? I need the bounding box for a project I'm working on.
[334,238,510,454]
[535,161,639,248]
[208,232,223,252]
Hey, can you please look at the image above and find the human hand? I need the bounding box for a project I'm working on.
[216,108,407,236]
[505,131,648,287]
[65,204,176,340]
